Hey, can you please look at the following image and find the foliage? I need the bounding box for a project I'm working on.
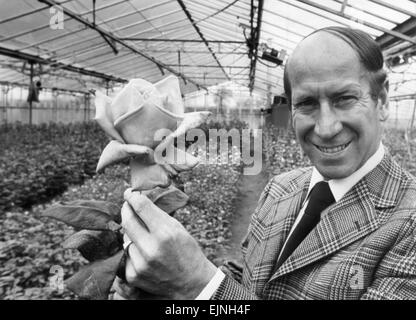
[197,118,249,136]
[0,122,109,213]
[382,128,416,176]
[1,155,240,299]
[262,124,310,178]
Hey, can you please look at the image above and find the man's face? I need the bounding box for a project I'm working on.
[288,32,387,180]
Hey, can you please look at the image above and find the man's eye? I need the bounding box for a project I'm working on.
[334,96,357,106]
[294,100,317,110]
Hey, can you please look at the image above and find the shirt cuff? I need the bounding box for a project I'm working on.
[195,268,225,300]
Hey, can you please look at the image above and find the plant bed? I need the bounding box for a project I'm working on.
[0,122,109,213]
[0,156,241,299]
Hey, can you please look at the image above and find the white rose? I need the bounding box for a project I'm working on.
[94,75,211,190]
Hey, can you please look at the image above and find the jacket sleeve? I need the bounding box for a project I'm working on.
[360,216,416,300]
[210,271,259,300]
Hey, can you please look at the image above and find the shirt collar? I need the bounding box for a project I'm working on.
[308,142,385,202]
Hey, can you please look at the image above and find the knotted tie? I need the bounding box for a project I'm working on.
[276,181,335,269]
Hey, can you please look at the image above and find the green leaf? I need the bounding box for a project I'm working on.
[42,200,121,230]
[63,230,122,262]
[144,185,189,215]
[69,200,121,222]
[65,250,123,300]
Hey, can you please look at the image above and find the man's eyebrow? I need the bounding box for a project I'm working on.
[327,83,362,94]
[292,82,362,101]
[292,91,316,102]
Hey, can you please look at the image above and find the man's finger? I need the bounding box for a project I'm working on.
[125,244,146,287]
[124,189,170,230]
[121,201,152,250]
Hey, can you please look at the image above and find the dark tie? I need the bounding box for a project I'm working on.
[276,181,335,269]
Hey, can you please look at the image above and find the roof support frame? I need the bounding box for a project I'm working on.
[189,0,251,24]
[165,64,248,68]
[18,1,178,52]
[65,31,198,65]
[46,13,194,62]
[1,0,128,43]
[332,0,399,25]
[176,0,230,80]
[0,45,126,83]
[0,0,73,25]
[38,0,207,90]
[262,6,316,32]
[119,38,245,44]
[367,0,416,19]
[249,0,264,93]
[295,0,416,45]
[194,9,298,48]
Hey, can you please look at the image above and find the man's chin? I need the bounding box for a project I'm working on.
[315,164,355,180]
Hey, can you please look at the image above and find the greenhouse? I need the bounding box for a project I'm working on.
[1,0,416,302]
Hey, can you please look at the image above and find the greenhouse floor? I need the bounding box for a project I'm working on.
[216,159,269,265]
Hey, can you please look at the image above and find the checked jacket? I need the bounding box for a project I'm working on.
[212,152,416,300]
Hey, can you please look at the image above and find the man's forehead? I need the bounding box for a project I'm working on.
[288,31,361,75]
[287,32,366,88]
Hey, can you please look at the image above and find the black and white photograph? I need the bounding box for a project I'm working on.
[0,0,415,307]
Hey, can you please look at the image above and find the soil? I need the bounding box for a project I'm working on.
[215,162,269,265]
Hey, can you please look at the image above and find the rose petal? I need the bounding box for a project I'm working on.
[94,91,124,142]
[161,163,178,176]
[114,99,183,148]
[111,80,146,121]
[154,144,199,172]
[130,158,171,191]
[174,111,212,138]
[156,111,212,153]
[96,140,154,173]
[154,75,185,115]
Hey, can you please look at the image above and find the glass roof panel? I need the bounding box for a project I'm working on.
[0,0,415,100]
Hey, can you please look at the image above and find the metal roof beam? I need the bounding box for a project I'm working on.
[0,45,126,83]
[188,1,298,47]
[119,38,245,44]
[367,0,416,19]
[1,0,126,43]
[176,0,230,80]
[18,0,177,51]
[332,0,398,25]
[143,50,247,54]
[249,0,264,93]
[46,13,191,62]
[390,94,416,101]
[376,17,416,50]
[296,0,416,45]
[262,6,315,31]
[196,16,297,49]
[165,64,247,68]
[0,0,73,25]
[279,0,357,28]
[38,0,207,90]
[0,80,91,95]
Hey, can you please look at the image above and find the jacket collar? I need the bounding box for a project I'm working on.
[267,152,402,282]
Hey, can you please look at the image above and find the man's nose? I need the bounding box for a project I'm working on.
[314,103,342,139]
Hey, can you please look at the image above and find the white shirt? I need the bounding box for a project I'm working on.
[196,143,385,300]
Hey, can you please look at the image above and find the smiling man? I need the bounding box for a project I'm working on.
[116,27,416,300]
[288,27,388,181]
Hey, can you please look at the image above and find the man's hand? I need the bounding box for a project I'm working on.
[120,189,217,299]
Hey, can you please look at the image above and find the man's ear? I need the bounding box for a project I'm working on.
[378,78,389,122]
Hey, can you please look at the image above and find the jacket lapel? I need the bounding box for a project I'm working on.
[268,153,402,281]
[250,170,311,290]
